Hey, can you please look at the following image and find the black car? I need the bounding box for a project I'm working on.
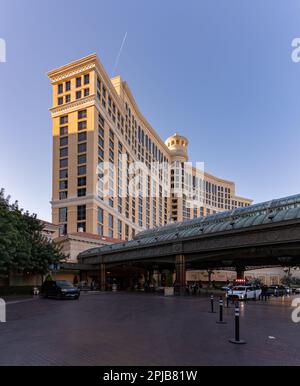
[41,280,80,300]
[266,285,287,297]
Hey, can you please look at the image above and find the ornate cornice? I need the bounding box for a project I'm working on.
[50,95,95,117]
[48,54,97,83]
[50,63,96,83]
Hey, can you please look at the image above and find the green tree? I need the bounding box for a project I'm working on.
[0,189,30,282]
[165,272,174,287]
[281,274,300,286]
[0,188,65,284]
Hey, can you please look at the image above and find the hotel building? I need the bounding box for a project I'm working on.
[48,54,252,241]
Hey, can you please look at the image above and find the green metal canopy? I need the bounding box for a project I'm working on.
[79,193,300,259]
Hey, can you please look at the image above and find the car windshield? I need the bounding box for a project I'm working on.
[56,281,73,288]
[232,286,247,291]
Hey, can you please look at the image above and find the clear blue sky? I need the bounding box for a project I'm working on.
[1,0,300,221]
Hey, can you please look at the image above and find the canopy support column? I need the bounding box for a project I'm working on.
[175,254,186,296]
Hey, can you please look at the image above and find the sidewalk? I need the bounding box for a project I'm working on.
[0,295,38,304]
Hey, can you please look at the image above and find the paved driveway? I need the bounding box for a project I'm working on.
[0,292,299,366]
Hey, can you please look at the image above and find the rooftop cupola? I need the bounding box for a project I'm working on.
[165,133,189,162]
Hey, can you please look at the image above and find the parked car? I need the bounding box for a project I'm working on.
[41,280,80,300]
[227,285,261,300]
[293,288,300,294]
[266,285,287,297]
[221,285,232,291]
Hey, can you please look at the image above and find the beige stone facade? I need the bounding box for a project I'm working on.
[55,232,123,262]
[41,220,59,240]
[186,267,300,286]
[48,54,252,241]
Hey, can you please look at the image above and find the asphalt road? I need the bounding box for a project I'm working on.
[0,292,299,366]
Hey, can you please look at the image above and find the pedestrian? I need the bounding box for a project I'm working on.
[261,285,268,301]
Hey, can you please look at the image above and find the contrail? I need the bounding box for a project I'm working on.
[112,32,127,76]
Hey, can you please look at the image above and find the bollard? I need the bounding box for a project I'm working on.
[216,296,226,324]
[229,302,246,344]
[210,294,216,313]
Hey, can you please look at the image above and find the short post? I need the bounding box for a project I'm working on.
[210,294,216,313]
[229,302,246,344]
[216,296,226,324]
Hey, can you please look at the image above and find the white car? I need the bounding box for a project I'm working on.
[228,285,262,300]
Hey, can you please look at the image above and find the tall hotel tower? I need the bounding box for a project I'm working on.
[48,54,252,241]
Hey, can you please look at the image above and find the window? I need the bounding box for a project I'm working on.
[84,88,89,97]
[58,97,63,105]
[99,126,104,137]
[78,121,87,130]
[118,220,122,239]
[60,126,68,136]
[78,165,86,175]
[60,116,68,125]
[108,214,114,238]
[65,94,71,103]
[59,223,67,236]
[76,77,81,87]
[59,126,68,135]
[78,177,86,186]
[78,110,87,119]
[59,180,68,190]
[98,208,103,224]
[60,147,68,157]
[78,143,86,153]
[65,81,71,91]
[58,84,63,94]
[60,137,68,146]
[59,191,68,200]
[97,207,104,236]
[77,222,86,232]
[60,158,68,168]
[77,205,86,221]
[78,132,87,142]
[84,74,90,85]
[78,154,86,164]
[98,207,103,223]
[76,90,82,100]
[98,148,104,158]
[77,188,86,197]
[59,207,67,223]
[97,224,103,236]
[98,114,105,127]
[59,169,68,179]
